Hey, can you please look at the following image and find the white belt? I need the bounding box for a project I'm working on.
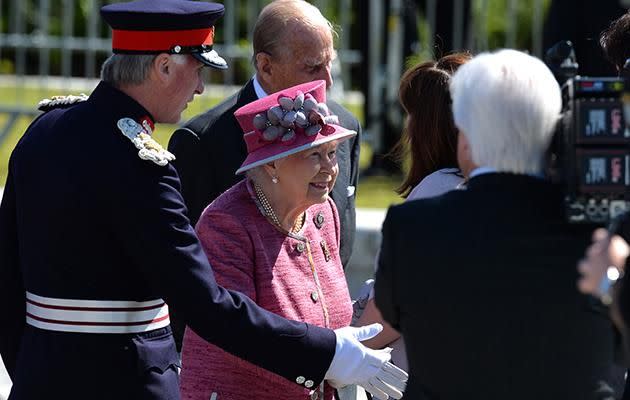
[26,291,170,334]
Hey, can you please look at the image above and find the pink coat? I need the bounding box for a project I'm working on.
[180,179,353,400]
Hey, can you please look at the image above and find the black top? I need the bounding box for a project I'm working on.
[376,173,620,399]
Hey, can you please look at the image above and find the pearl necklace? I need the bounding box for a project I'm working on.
[253,182,305,233]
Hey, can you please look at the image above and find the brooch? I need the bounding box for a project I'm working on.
[37,93,88,112]
[117,118,175,166]
[314,212,325,229]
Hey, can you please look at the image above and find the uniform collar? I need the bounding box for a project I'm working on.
[88,81,156,129]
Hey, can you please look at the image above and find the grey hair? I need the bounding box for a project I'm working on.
[100,54,157,86]
[252,0,337,69]
[245,166,270,187]
[100,53,189,86]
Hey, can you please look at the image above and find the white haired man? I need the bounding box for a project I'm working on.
[375,49,620,399]
[167,0,361,352]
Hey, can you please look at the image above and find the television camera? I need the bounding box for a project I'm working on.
[546,41,630,225]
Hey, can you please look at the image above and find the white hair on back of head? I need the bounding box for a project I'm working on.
[449,49,561,174]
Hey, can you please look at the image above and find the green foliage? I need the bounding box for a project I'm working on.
[476,0,552,51]
[0,60,14,74]
[404,0,553,71]
[356,175,404,208]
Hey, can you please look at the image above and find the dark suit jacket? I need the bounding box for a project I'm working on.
[168,79,361,267]
[0,82,335,399]
[376,173,620,399]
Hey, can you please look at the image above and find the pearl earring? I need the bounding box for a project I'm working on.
[272,176,279,184]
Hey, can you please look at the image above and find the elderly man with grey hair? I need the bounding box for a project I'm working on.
[168,0,361,352]
[375,49,621,399]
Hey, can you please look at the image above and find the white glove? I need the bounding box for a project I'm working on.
[325,324,408,399]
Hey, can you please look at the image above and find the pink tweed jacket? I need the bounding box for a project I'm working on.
[180,179,353,400]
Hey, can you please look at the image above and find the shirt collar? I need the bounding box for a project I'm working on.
[469,166,545,180]
[469,166,497,179]
[253,75,268,99]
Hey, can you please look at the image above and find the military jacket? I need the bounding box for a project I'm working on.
[0,82,335,399]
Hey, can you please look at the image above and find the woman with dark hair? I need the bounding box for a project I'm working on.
[355,52,471,372]
[392,52,471,200]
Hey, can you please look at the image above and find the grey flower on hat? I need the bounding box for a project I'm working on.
[252,91,339,143]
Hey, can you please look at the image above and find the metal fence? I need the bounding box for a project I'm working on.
[0,0,549,152]
[0,0,362,85]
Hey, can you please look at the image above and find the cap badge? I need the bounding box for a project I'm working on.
[252,90,339,145]
[314,212,325,229]
[117,117,175,167]
[196,49,228,69]
[37,93,88,112]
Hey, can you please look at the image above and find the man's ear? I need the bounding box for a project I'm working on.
[255,52,274,81]
[152,54,172,84]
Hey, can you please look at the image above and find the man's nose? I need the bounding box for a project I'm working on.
[196,76,205,95]
[320,65,333,89]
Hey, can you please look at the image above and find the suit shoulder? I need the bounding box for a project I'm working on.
[327,100,357,121]
[181,90,242,138]
[391,188,466,217]
[14,102,87,154]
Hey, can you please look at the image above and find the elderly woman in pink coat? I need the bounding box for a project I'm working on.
[180,80,356,400]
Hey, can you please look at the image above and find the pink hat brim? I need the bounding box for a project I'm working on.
[235,124,356,175]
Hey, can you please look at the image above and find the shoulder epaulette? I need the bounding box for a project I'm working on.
[38,94,89,112]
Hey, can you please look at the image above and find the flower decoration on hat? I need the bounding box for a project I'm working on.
[234,80,356,175]
[252,90,340,145]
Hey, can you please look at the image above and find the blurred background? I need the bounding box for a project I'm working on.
[0,0,562,209]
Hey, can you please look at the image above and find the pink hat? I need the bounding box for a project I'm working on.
[234,80,357,174]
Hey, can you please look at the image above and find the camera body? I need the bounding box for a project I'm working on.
[552,75,630,224]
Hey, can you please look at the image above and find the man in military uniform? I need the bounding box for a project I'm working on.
[0,1,406,399]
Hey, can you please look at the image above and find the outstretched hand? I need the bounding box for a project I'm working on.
[325,324,408,399]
